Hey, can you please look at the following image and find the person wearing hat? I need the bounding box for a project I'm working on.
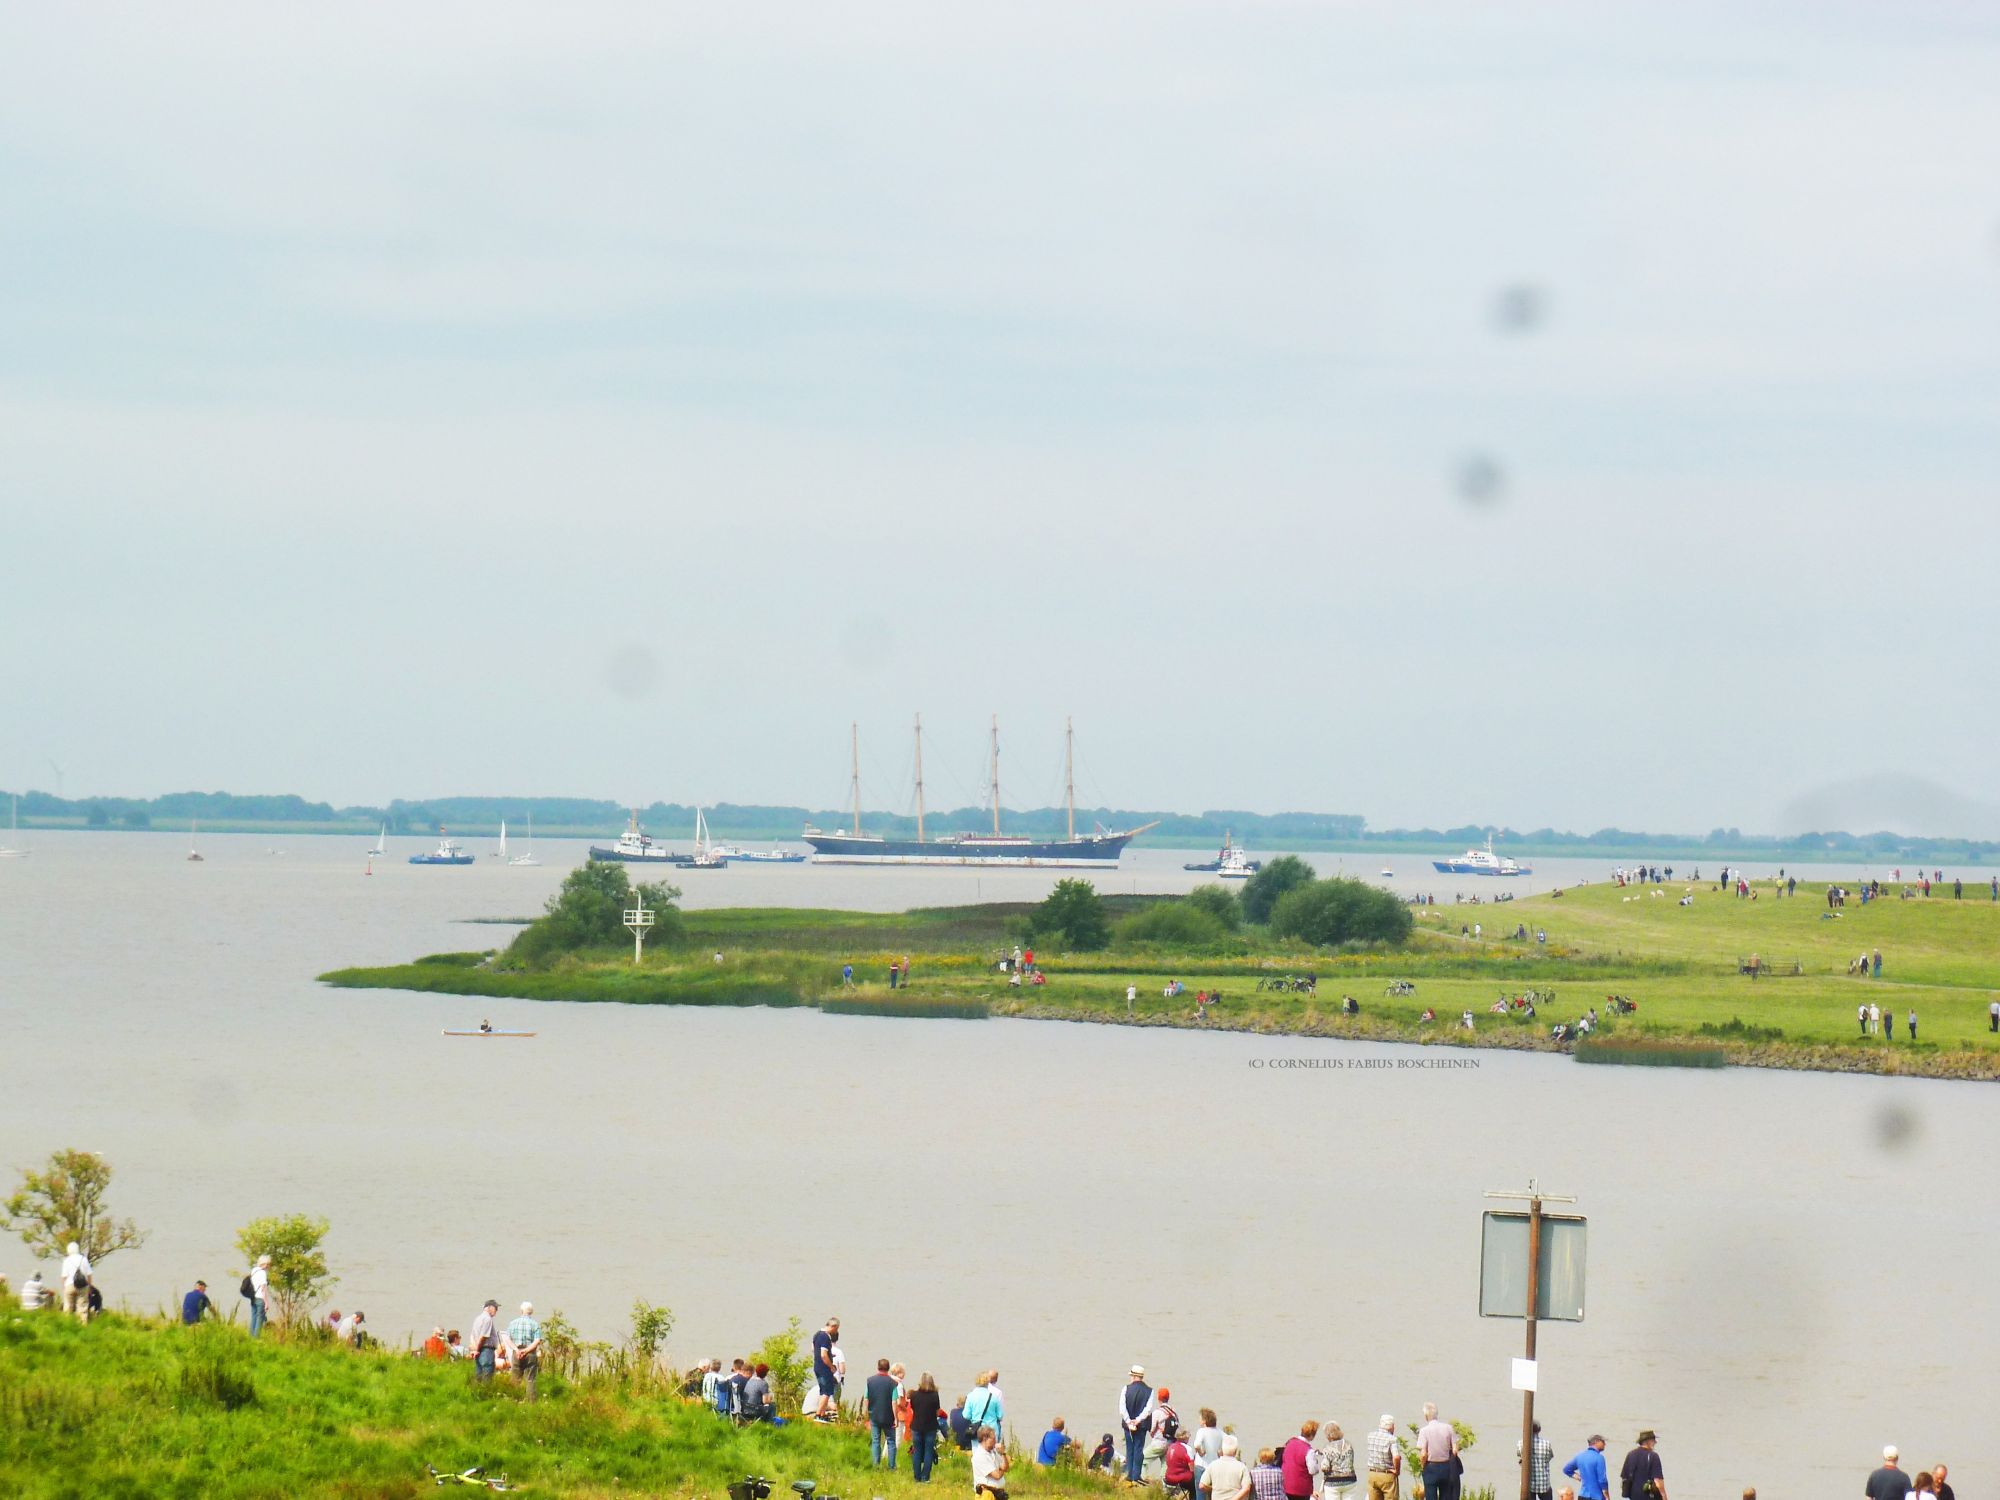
[60,1241,93,1322]
[180,1279,215,1325]
[1562,1435,1610,1500]
[469,1298,501,1383]
[1618,1431,1665,1500]
[1120,1365,1156,1484]
[248,1254,273,1338]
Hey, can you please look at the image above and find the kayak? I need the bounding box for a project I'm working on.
[441,1029,537,1038]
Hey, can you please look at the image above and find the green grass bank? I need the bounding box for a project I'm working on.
[322,880,2000,1082]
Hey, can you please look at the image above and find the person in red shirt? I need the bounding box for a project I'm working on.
[1282,1422,1320,1500]
[1164,1428,1197,1499]
[422,1326,449,1360]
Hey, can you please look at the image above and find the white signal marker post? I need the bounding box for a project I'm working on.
[623,889,655,965]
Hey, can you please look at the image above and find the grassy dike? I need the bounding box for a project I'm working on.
[0,1312,1113,1500]
[321,883,2000,1081]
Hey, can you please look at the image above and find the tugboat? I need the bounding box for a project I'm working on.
[1430,836,1531,877]
[409,828,475,866]
[1184,831,1261,877]
[589,810,685,865]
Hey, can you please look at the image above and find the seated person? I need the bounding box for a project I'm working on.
[1419,1007,1436,1023]
[1037,1418,1077,1465]
[1087,1434,1118,1472]
[738,1362,776,1422]
[18,1270,49,1310]
[1342,996,1359,1015]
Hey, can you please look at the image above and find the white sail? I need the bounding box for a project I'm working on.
[498,820,508,859]
[372,822,387,856]
[509,810,540,865]
[0,794,25,858]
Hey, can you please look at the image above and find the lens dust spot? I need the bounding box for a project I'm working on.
[1492,283,1549,333]
[187,1076,241,1128]
[1454,453,1506,508]
[1874,1102,1920,1153]
[604,643,660,699]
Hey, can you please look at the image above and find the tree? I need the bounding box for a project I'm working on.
[1183,884,1242,931]
[1270,877,1414,948]
[1032,878,1110,951]
[4,1149,148,1264]
[758,1317,812,1415]
[629,1299,675,1381]
[511,863,681,963]
[1240,855,1315,925]
[235,1214,335,1328]
[85,804,109,828]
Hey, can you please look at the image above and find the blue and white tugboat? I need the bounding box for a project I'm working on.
[1430,836,1530,877]
[409,828,474,866]
[803,715,1155,868]
[589,810,687,865]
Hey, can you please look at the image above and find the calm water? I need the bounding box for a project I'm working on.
[1,832,1990,1497]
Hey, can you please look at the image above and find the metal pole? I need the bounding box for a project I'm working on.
[914,713,926,844]
[1521,1194,1541,1500]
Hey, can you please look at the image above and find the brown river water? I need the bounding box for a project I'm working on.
[2,832,1991,1496]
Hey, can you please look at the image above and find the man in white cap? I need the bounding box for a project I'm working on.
[59,1241,93,1322]
[1863,1447,1905,1500]
[1365,1417,1401,1500]
[1120,1365,1156,1483]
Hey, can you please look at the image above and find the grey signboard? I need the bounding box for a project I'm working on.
[1479,1211,1587,1321]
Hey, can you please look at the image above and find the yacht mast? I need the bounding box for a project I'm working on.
[913,713,926,844]
[989,715,1001,836]
[850,722,862,838]
[1065,716,1076,841]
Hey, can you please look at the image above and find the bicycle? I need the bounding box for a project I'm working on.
[426,1466,521,1491]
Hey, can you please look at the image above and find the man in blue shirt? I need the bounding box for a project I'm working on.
[811,1317,841,1422]
[1038,1418,1077,1465]
[1563,1435,1610,1500]
[180,1280,215,1325]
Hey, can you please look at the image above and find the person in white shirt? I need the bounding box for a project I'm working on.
[249,1255,273,1337]
[972,1426,1011,1499]
[18,1270,49,1310]
[59,1242,93,1322]
[336,1310,362,1346]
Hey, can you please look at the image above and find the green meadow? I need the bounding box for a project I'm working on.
[323,877,2000,1080]
[0,1312,1115,1499]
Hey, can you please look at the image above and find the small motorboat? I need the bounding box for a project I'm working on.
[410,829,474,866]
[1185,830,1261,876]
[1379,867,1394,878]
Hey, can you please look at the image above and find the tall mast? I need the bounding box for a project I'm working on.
[913,713,926,844]
[1065,716,1076,841]
[989,714,1001,836]
[850,722,862,838]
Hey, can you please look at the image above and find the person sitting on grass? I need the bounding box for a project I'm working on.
[1038,1417,1077,1466]
[739,1362,776,1423]
[973,1426,1011,1500]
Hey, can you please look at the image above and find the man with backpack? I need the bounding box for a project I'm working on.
[243,1255,272,1337]
[59,1241,92,1323]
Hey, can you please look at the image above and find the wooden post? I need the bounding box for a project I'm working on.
[1520,1194,1542,1500]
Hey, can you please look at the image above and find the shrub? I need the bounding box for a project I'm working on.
[511,865,683,964]
[1183,884,1242,931]
[172,1329,257,1411]
[1241,856,1314,925]
[758,1318,812,1415]
[1117,903,1231,949]
[1030,879,1110,952]
[235,1214,335,1329]
[1270,878,1413,947]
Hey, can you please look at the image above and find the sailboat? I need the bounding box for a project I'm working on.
[508,811,541,866]
[684,807,727,869]
[496,820,507,860]
[187,817,205,862]
[371,822,388,857]
[0,795,27,858]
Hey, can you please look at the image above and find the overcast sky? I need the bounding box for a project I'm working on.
[4,3,1998,834]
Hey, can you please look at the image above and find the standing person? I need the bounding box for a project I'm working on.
[59,1242,92,1323]
[1282,1422,1322,1500]
[505,1302,544,1401]
[965,1371,1004,1444]
[1520,1422,1553,1500]
[842,964,855,988]
[1908,1009,1918,1041]
[1417,1404,1458,1500]
[1872,950,1883,978]
[1858,1003,1869,1036]
[1204,1435,1253,1500]
[1618,1431,1665,1500]
[1319,1422,1357,1500]
[1932,1464,1954,1500]
[248,1254,272,1337]
[180,1280,215,1325]
[1193,1408,1225,1496]
[868,1358,901,1469]
[811,1317,841,1422]
[470,1299,500,1383]
[893,1363,912,1449]
[1563,1436,1610,1500]
[909,1373,943,1483]
[1127,984,1138,1017]
[1120,1365,1156,1483]
[1989,999,1998,1033]
[1037,1418,1077,1467]
[1147,1387,1180,1483]
[1869,1002,1882,1038]
[1366,1418,1401,1500]
[335,1309,360,1346]
[1863,1448,1906,1500]
[1252,1448,1288,1500]
[972,1426,1011,1500]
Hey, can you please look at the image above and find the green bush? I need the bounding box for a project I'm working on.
[1117,903,1232,949]
[1241,855,1315,925]
[510,866,683,965]
[1183,884,1242,931]
[1270,878,1413,947]
[1030,879,1110,952]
